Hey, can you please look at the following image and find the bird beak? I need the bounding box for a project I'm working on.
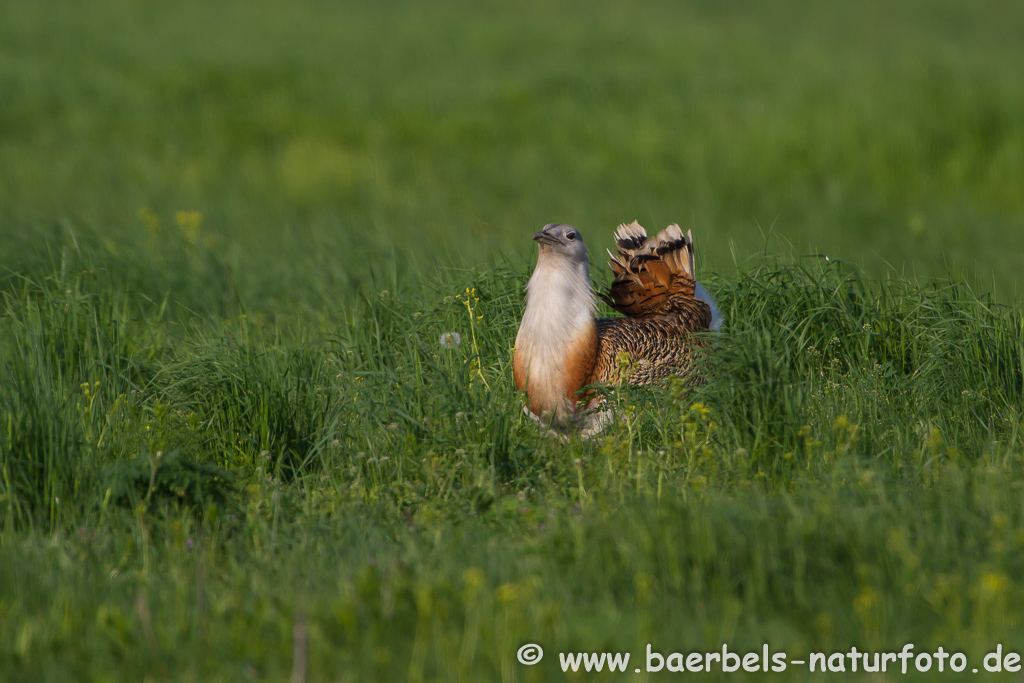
[533,227,561,245]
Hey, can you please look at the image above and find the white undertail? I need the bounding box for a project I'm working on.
[694,282,723,331]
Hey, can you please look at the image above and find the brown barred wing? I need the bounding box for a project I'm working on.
[590,316,708,387]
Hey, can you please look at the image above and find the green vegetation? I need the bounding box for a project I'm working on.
[2,0,1024,680]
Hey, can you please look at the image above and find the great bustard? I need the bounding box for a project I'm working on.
[513,221,721,428]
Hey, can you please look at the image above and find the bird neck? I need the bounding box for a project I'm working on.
[514,254,597,419]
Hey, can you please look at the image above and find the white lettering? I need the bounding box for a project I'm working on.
[606,652,630,672]
[646,644,664,672]
[559,653,582,672]
[722,645,740,672]
[898,644,915,674]
[582,652,606,672]
[985,645,1003,672]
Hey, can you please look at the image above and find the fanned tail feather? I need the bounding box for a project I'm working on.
[613,220,649,256]
[603,221,709,324]
[653,224,694,278]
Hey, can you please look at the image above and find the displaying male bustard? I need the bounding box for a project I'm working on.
[513,221,721,428]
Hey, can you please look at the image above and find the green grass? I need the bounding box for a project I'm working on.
[3,0,1024,681]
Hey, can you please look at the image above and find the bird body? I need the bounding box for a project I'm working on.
[514,221,715,426]
[512,227,598,420]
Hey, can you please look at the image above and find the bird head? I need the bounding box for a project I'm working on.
[533,223,588,266]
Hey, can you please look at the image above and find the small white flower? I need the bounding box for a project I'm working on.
[439,331,462,349]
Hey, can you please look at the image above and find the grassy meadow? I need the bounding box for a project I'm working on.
[2,0,1024,680]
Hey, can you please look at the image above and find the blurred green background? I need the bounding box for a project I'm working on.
[4,2,1024,680]
[3,0,1023,298]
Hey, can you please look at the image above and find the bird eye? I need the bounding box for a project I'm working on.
[566,231,577,241]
